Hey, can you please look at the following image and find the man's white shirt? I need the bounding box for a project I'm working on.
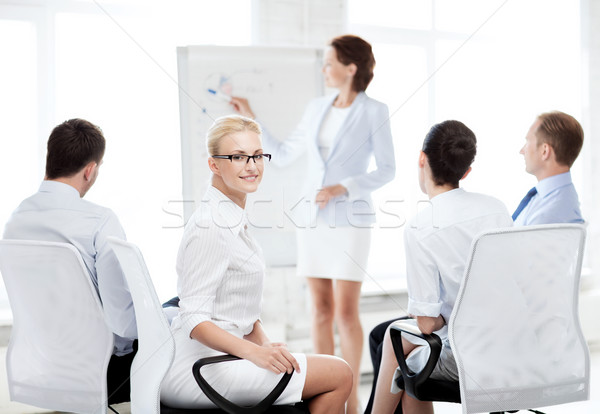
[3,180,136,355]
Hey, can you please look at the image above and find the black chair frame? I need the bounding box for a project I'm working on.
[160,355,309,414]
[390,323,460,403]
[389,324,546,414]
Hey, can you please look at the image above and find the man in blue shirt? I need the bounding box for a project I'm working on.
[513,111,584,225]
[3,119,137,404]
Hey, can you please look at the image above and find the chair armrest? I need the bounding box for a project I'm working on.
[192,354,293,414]
[389,320,443,400]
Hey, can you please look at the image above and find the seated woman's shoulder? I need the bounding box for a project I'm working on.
[184,204,220,234]
[465,191,505,205]
[184,203,242,242]
[466,192,512,220]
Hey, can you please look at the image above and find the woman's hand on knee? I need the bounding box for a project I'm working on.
[248,343,300,374]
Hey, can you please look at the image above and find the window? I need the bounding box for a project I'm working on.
[349,0,582,293]
[0,15,40,319]
[0,0,252,309]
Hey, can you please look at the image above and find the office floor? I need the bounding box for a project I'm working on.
[1,347,599,414]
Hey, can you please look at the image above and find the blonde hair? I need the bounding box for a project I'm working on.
[206,115,262,156]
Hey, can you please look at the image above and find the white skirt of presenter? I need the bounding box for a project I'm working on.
[296,218,372,282]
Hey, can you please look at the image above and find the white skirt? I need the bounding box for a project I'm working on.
[296,222,372,282]
[161,325,308,409]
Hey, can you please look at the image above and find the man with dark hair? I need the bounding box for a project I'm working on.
[3,118,137,404]
[513,111,584,225]
[45,118,106,181]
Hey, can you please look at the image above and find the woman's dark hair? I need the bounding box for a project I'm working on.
[329,35,375,92]
[45,118,106,179]
[422,120,477,187]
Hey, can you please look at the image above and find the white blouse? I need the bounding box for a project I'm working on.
[317,106,351,160]
[405,189,513,326]
[173,186,265,338]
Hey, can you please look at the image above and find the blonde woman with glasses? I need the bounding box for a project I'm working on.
[160,115,352,414]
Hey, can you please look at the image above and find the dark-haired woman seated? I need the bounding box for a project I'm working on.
[371,120,512,414]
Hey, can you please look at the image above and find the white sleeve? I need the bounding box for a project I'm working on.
[405,227,443,317]
[339,103,396,200]
[177,221,230,338]
[94,211,137,339]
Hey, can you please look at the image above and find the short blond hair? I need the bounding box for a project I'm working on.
[206,115,262,156]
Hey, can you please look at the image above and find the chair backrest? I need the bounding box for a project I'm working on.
[449,224,589,414]
[107,237,175,414]
[0,240,113,414]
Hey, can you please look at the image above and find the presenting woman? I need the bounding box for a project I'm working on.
[160,115,352,414]
[231,35,396,413]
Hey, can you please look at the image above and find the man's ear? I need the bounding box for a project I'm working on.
[540,142,553,161]
[460,166,472,181]
[83,161,97,181]
[208,157,221,176]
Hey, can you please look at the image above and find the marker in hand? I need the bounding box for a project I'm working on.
[208,88,232,103]
[208,91,253,118]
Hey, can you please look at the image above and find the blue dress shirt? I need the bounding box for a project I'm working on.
[3,180,137,355]
[513,172,583,226]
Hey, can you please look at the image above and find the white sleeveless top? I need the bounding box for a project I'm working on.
[317,106,351,160]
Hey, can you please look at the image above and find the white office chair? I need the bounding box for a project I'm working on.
[107,237,306,414]
[107,237,175,414]
[391,224,590,414]
[0,240,114,414]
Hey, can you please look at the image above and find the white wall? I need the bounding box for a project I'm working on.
[254,0,346,46]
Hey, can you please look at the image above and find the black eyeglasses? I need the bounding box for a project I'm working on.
[212,154,272,164]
